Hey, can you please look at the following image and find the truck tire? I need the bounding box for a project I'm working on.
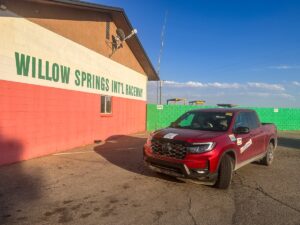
[261,143,274,166]
[214,154,233,189]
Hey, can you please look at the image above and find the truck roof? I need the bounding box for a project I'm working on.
[189,108,255,113]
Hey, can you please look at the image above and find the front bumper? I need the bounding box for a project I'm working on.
[144,155,217,182]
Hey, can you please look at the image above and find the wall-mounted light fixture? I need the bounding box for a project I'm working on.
[109,28,137,57]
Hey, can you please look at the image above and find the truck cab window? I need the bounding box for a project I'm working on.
[178,113,195,127]
[247,112,260,129]
[234,112,250,129]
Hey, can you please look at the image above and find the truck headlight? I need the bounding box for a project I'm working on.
[187,142,216,154]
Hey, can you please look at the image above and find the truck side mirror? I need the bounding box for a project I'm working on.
[234,126,250,134]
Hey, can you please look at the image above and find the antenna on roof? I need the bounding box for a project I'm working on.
[157,10,168,104]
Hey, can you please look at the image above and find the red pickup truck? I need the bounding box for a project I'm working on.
[143,108,277,189]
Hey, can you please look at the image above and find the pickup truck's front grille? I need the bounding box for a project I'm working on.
[151,139,187,159]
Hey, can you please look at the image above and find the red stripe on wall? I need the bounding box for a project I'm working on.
[0,80,146,165]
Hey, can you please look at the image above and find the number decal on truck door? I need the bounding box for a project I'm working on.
[237,138,243,146]
[228,134,236,142]
[240,139,253,154]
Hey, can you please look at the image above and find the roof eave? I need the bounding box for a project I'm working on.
[43,0,160,81]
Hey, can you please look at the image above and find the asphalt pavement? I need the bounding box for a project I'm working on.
[0,131,299,225]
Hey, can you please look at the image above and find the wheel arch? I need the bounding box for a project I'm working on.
[217,149,237,171]
[268,136,277,149]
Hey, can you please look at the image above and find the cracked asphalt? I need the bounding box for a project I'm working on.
[0,131,299,225]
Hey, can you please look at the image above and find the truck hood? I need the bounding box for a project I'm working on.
[152,128,225,142]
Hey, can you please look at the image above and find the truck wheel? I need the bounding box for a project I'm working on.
[261,143,274,166]
[214,154,233,189]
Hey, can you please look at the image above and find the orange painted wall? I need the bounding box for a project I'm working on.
[0,80,146,165]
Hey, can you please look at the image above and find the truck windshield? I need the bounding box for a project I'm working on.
[172,111,233,131]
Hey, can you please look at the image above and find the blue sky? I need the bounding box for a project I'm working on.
[92,0,300,107]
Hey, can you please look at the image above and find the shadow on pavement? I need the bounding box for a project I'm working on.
[0,131,42,224]
[278,137,300,150]
[94,134,183,183]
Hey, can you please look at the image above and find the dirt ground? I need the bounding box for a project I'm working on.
[0,131,299,225]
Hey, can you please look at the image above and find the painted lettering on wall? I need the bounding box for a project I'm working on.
[14,51,143,98]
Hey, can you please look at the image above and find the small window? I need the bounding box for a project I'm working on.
[101,96,112,114]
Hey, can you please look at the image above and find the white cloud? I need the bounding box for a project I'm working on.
[241,92,294,98]
[247,82,285,91]
[151,80,242,89]
[207,82,242,89]
[280,93,295,98]
[293,81,300,86]
[149,80,285,91]
[147,81,297,106]
[150,80,242,89]
[268,65,300,70]
[184,81,205,88]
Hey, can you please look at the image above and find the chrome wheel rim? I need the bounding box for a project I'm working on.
[268,146,274,162]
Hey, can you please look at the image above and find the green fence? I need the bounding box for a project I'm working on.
[147,104,300,131]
